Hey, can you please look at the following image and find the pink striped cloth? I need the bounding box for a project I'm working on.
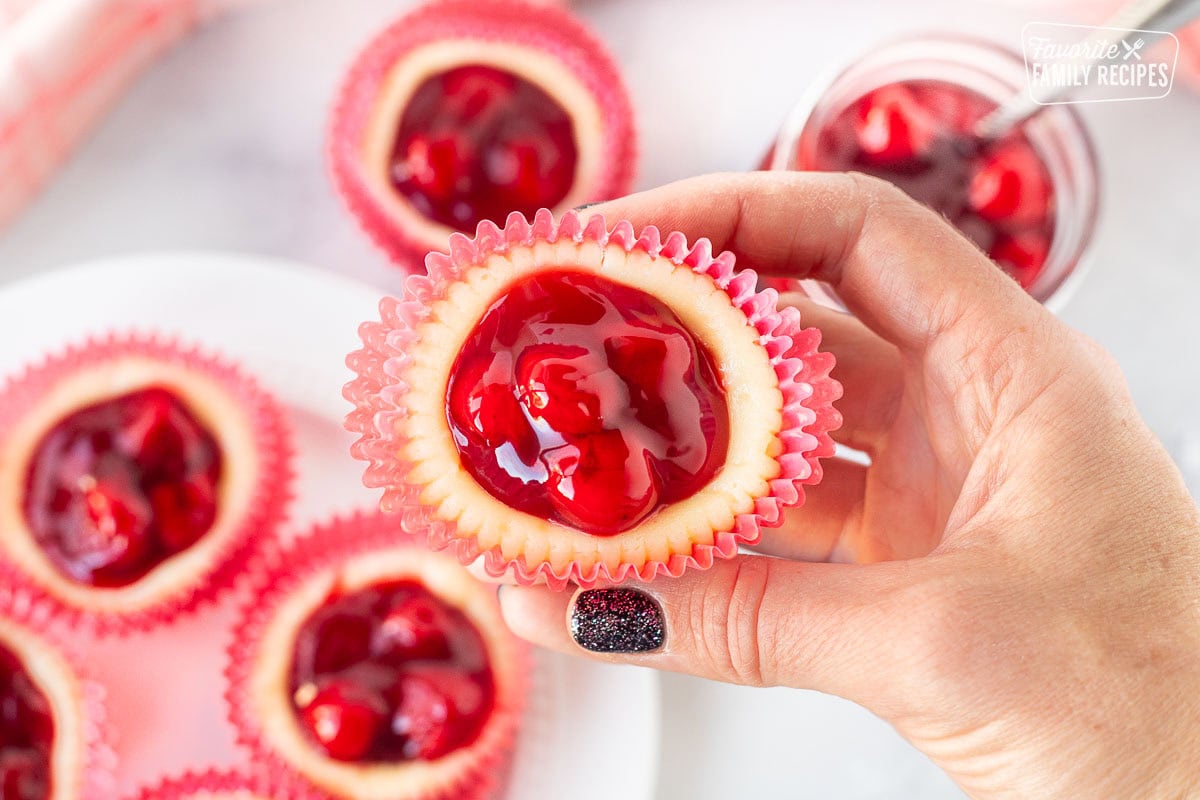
[0,0,240,232]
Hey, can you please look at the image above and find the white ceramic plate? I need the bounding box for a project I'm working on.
[0,252,660,799]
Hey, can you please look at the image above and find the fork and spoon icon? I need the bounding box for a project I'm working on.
[1122,37,1147,59]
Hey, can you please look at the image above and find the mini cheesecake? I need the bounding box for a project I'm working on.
[329,0,636,265]
[0,614,95,800]
[0,337,292,632]
[228,514,524,800]
[346,210,842,588]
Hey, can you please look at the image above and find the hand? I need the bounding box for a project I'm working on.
[499,172,1200,799]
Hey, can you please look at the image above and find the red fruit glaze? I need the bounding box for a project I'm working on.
[445,271,730,536]
[389,64,578,234]
[22,387,223,588]
[289,581,493,763]
[0,643,54,800]
[990,231,1051,289]
[805,79,1056,290]
[300,682,386,762]
[391,668,488,761]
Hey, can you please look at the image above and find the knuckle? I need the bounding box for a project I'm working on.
[954,324,1027,400]
[685,558,774,686]
[844,171,942,232]
[994,325,1133,430]
[844,170,908,207]
[942,311,1070,432]
[1070,330,1126,384]
[727,559,774,685]
[894,572,985,685]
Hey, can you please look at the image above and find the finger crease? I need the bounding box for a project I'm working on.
[727,559,772,686]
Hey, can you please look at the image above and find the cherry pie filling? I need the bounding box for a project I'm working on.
[805,79,1057,289]
[289,581,494,763]
[445,271,730,536]
[388,64,578,234]
[22,387,223,588]
[0,643,54,800]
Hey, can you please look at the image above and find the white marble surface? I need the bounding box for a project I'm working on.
[0,1,1198,798]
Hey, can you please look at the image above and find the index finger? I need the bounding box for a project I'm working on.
[584,171,1043,353]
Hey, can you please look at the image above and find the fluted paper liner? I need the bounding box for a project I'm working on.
[125,767,325,800]
[0,333,295,636]
[328,0,637,267]
[0,584,115,800]
[225,511,526,800]
[344,209,843,589]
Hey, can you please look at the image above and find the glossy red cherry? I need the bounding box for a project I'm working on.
[389,64,577,234]
[394,132,471,204]
[293,602,375,677]
[73,472,155,579]
[516,343,610,437]
[447,353,534,455]
[374,593,453,662]
[22,387,223,587]
[148,475,218,552]
[969,141,1052,224]
[299,681,387,762]
[853,85,936,164]
[545,430,658,533]
[445,271,730,536]
[114,386,176,460]
[289,580,494,763]
[392,669,490,761]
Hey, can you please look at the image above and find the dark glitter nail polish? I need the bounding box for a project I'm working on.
[570,588,664,653]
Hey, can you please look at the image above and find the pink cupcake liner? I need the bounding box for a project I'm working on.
[0,583,116,800]
[0,332,295,636]
[225,510,527,800]
[344,208,843,590]
[124,767,327,800]
[328,0,637,268]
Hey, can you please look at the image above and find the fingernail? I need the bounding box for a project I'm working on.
[570,588,664,653]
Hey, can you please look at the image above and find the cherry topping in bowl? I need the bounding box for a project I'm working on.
[389,64,578,234]
[805,79,1056,289]
[289,580,494,763]
[445,271,730,536]
[0,643,54,800]
[22,387,223,588]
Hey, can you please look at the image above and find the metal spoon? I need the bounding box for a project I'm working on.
[974,0,1200,140]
